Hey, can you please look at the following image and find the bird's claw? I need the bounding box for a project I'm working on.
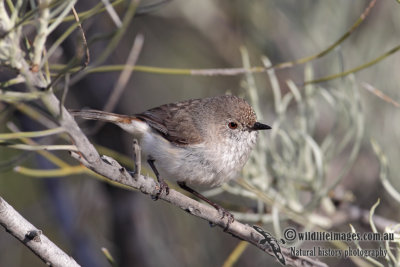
[151,180,170,200]
[216,206,235,231]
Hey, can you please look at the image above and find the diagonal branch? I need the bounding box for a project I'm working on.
[0,197,80,267]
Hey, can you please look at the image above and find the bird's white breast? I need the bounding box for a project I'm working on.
[140,130,258,187]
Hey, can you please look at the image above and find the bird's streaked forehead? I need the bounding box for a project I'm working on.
[221,96,257,125]
[197,95,259,128]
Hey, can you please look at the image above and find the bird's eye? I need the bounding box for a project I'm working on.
[228,122,238,129]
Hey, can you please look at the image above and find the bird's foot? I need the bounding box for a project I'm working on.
[151,180,170,200]
[215,205,235,231]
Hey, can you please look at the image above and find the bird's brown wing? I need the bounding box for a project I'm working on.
[135,99,204,146]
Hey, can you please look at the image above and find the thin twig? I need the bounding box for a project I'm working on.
[71,6,90,69]
[32,0,50,68]
[51,64,267,76]
[361,82,399,108]
[133,138,141,179]
[100,0,122,27]
[0,127,65,139]
[101,247,117,267]
[2,143,78,151]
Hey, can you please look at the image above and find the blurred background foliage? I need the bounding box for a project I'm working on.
[1,0,400,266]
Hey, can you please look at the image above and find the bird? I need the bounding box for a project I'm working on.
[71,95,271,224]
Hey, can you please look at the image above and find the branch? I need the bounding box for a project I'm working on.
[0,197,80,267]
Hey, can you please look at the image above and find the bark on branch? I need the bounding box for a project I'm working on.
[0,197,80,267]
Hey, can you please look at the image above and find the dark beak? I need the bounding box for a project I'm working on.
[252,122,271,131]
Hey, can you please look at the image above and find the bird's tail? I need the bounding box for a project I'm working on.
[69,109,135,124]
[70,109,147,135]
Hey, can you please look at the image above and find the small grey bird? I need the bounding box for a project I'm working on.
[71,95,271,223]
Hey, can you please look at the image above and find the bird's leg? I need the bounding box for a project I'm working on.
[132,139,141,180]
[147,159,169,200]
[177,181,234,230]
